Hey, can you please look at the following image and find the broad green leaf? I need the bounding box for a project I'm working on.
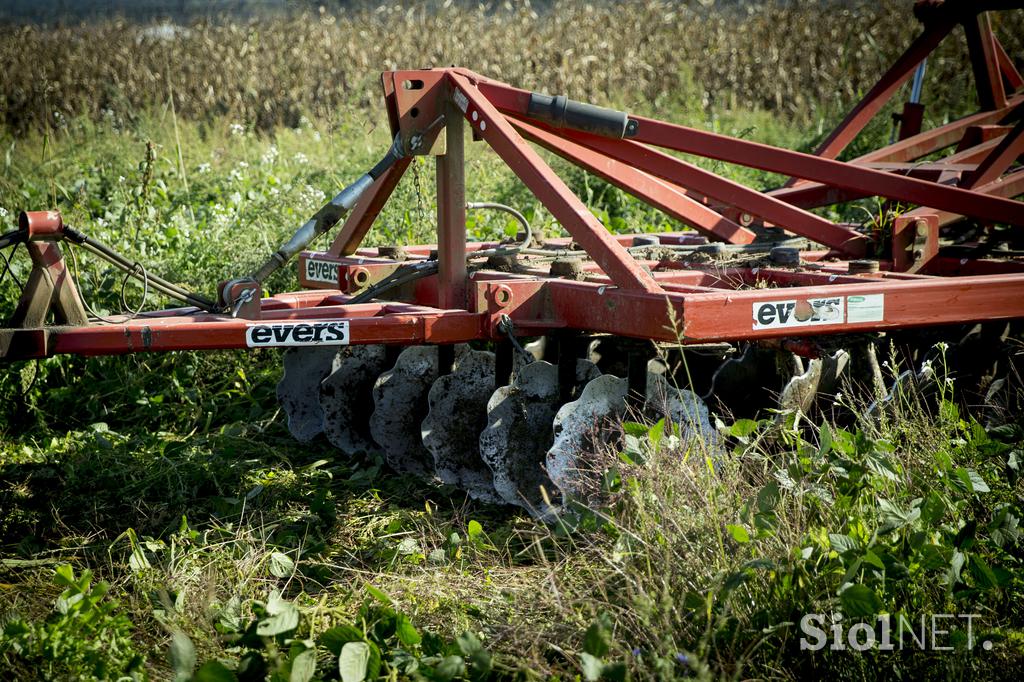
[169,630,196,681]
[338,641,370,682]
[433,655,465,681]
[580,652,603,682]
[839,584,883,617]
[456,630,483,656]
[622,421,648,437]
[54,564,75,587]
[648,418,665,451]
[456,631,491,675]
[863,549,885,571]
[919,491,947,525]
[949,550,966,582]
[258,592,300,636]
[919,544,948,571]
[289,648,317,682]
[757,481,780,513]
[726,524,750,544]
[193,660,237,682]
[583,615,611,657]
[969,555,999,590]
[955,468,990,494]
[603,661,628,682]
[828,533,858,554]
[269,551,295,578]
[467,520,483,541]
[818,421,833,456]
[320,624,365,656]
[395,614,421,647]
[365,583,392,605]
[730,419,759,438]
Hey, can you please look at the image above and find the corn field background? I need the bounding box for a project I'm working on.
[2,1,1022,135]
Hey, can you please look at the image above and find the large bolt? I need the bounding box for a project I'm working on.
[550,258,584,280]
[378,245,407,261]
[848,259,880,274]
[770,246,801,266]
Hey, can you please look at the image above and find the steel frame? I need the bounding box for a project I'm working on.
[2,2,1023,362]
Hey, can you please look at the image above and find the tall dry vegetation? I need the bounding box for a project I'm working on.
[2,1,1021,134]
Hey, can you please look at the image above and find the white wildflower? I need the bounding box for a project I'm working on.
[118,175,126,184]
[0,207,8,219]
[312,130,322,142]
[197,162,211,174]
[261,145,279,165]
[230,123,246,136]
[292,152,309,165]
[301,184,326,207]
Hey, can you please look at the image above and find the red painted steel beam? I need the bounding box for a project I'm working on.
[806,20,954,162]
[437,99,468,309]
[902,168,1024,226]
[927,256,1024,276]
[855,97,1023,163]
[329,158,410,256]
[964,118,1024,187]
[446,71,662,293]
[474,72,1022,226]
[482,271,1024,343]
[509,117,869,255]
[625,113,1024,227]
[508,117,757,244]
[34,304,487,358]
[675,273,1024,342]
[994,36,1024,89]
[964,13,1008,111]
[768,96,1024,208]
[768,140,1003,209]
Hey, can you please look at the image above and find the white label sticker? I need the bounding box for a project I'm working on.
[846,294,884,323]
[453,88,469,113]
[752,297,844,330]
[245,320,350,347]
[305,258,340,284]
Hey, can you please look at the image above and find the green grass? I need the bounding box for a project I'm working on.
[1,94,1024,681]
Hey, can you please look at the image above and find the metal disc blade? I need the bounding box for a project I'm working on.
[369,345,445,477]
[546,374,628,507]
[277,346,338,442]
[319,344,390,456]
[645,372,719,452]
[422,349,502,503]
[480,359,601,517]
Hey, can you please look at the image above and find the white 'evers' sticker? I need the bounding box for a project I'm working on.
[752,297,844,330]
[305,258,341,284]
[246,320,350,347]
[847,294,885,323]
[453,89,469,113]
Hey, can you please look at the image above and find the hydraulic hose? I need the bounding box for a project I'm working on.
[64,227,218,311]
[251,133,407,283]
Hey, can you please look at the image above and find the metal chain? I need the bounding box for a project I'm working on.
[410,157,430,236]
